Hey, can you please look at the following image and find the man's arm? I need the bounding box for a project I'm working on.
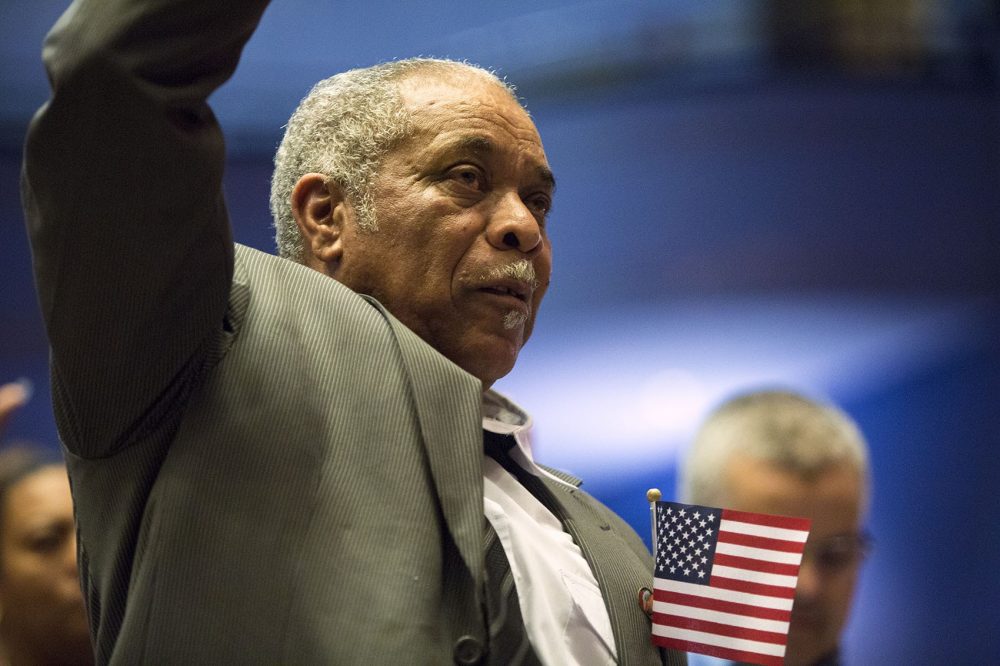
[23,0,270,456]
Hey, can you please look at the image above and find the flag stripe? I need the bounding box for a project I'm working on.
[722,508,811,532]
[715,541,805,565]
[652,624,788,657]
[719,518,810,543]
[653,611,788,643]
[651,635,786,666]
[711,564,799,588]
[653,589,792,622]
[654,577,795,611]
[653,604,790,634]
[717,529,807,553]
[710,573,797,599]
[714,552,802,576]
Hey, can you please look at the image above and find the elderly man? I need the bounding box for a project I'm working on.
[680,390,872,666]
[23,1,680,664]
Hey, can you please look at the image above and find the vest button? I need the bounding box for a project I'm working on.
[452,635,484,665]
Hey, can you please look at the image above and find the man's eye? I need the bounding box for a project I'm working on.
[526,194,552,217]
[450,167,484,190]
[808,533,872,573]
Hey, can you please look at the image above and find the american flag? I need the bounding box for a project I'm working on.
[650,501,811,666]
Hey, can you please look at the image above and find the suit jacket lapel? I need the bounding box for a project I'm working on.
[349,297,674,664]
[361,297,486,594]
[542,472,663,666]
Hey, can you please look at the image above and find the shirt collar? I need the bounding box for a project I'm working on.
[482,388,537,465]
[482,388,532,432]
[482,389,575,488]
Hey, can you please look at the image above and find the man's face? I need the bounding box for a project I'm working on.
[0,466,91,662]
[332,73,554,389]
[720,455,866,666]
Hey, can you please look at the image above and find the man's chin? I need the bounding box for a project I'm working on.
[476,357,518,390]
[435,339,516,389]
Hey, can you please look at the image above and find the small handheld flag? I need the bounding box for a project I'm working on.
[650,500,811,666]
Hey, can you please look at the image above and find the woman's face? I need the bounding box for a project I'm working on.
[0,465,92,664]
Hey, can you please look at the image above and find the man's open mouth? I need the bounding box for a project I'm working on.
[480,282,529,302]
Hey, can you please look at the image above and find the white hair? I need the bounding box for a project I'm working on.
[680,389,870,508]
[270,58,519,261]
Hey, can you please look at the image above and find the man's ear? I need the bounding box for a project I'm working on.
[291,173,352,272]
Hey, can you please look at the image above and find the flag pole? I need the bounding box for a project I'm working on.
[646,488,661,559]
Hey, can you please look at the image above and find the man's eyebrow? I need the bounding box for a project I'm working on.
[450,136,556,190]
[454,136,495,154]
[536,165,556,192]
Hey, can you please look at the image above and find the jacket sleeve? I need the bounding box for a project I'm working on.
[22,0,271,457]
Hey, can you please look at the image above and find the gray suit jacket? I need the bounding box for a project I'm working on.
[23,0,685,664]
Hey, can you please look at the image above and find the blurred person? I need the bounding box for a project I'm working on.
[680,390,871,666]
[22,0,678,663]
[0,382,92,665]
[0,446,93,666]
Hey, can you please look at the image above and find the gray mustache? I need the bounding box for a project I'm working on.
[482,260,538,291]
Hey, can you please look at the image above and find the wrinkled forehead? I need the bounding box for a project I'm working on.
[396,70,543,143]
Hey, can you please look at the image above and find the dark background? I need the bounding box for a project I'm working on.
[2,1,998,662]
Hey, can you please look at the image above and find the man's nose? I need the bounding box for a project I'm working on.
[486,191,542,253]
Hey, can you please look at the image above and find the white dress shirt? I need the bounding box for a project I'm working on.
[482,390,617,665]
